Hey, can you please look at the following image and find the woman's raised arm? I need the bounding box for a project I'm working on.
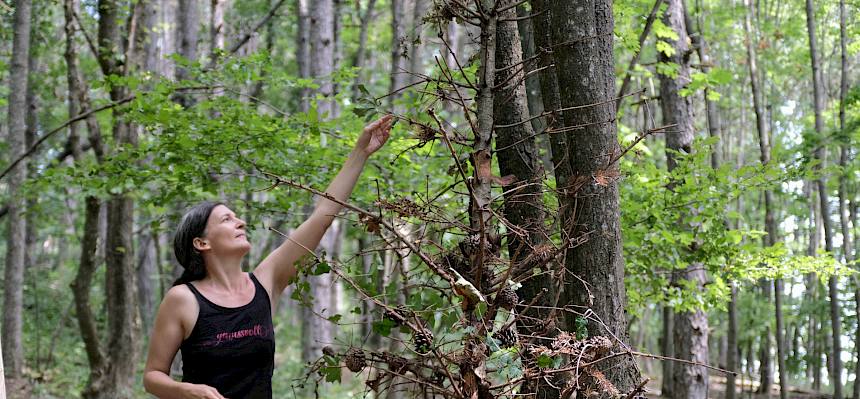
[253,115,392,300]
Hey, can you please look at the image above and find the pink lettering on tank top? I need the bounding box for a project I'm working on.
[204,324,269,347]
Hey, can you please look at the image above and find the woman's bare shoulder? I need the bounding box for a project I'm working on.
[155,284,199,338]
[159,284,199,318]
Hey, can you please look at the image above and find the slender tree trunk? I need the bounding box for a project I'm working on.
[294,0,311,112]
[834,3,857,397]
[0,345,5,399]
[727,282,739,399]
[408,0,426,82]
[804,0,841,396]
[93,1,144,397]
[742,0,784,395]
[2,0,32,387]
[657,1,708,397]
[494,6,557,397]
[176,0,199,107]
[549,0,640,393]
[301,0,337,365]
[662,305,675,396]
[389,0,409,111]
[516,5,550,171]
[351,0,377,98]
[210,0,226,58]
[64,3,109,386]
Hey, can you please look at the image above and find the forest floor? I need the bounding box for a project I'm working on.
[647,376,834,398]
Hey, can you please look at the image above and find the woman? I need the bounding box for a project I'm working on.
[143,115,393,399]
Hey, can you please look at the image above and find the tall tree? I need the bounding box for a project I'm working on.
[657,0,708,396]
[175,0,199,107]
[210,0,226,58]
[301,0,337,363]
[65,0,109,395]
[494,4,557,397]
[296,0,311,112]
[389,0,409,111]
[741,0,784,395]
[549,0,640,391]
[805,0,842,397]
[93,0,144,396]
[2,0,32,387]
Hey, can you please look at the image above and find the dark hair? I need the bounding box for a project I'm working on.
[172,201,223,286]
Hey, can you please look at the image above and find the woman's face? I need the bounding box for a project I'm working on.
[195,205,251,257]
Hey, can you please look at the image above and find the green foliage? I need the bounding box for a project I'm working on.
[621,137,840,314]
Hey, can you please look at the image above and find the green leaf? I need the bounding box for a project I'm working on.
[656,40,676,57]
[311,261,331,275]
[536,354,554,369]
[373,319,396,337]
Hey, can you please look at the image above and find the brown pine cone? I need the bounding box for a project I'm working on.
[344,348,367,373]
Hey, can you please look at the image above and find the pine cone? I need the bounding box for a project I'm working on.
[344,348,367,373]
[496,287,518,310]
[413,327,434,354]
[383,306,407,326]
[495,327,518,349]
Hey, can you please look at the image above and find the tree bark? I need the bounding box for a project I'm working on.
[549,0,640,392]
[408,0,426,83]
[176,0,199,107]
[389,0,409,111]
[2,0,32,384]
[310,0,335,135]
[727,282,738,399]
[295,0,311,112]
[64,2,109,384]
[351,0,378,98]
[210,0,226,58]
[93,1,143,397]
[741,0,783,395]
[494,6,557,397]
[804,0,841,396]
[301,0,338,364]
[657,0,708,397]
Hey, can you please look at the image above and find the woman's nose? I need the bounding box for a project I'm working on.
[236,218,246,229]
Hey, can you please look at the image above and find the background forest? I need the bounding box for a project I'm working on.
[0,0,858,398]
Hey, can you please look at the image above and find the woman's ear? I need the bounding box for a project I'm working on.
[193,237,210,252]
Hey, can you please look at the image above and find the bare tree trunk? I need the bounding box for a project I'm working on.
[93,1,144,397]
[494,6,557,397]
[296,0,311,112]
[210,0,226,58]
[804,0,841,396]
[727,282,738,399]
[2,0,32,387]
[407,0,426,82]
[741,0,783,395]
[301,0,337,365]
[515,5,550,171]
[176,0,199,107]
[389,0,409,111]
[835,3,857,396]
[0,346,5,399]
[64,1,110,390]
[351,0,378,98]
[657,1,708,397]
[310,0,335,136]
[549,0,640,393]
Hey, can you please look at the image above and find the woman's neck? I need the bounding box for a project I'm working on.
[200,255,247,292]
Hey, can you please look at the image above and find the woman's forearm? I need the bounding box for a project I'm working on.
[143,370,190,399]
[314,149,369,218]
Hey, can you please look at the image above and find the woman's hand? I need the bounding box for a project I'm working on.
[180,383,227,399]
[354,115,393,157]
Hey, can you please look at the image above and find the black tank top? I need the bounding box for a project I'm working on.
[180,273,275,399]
